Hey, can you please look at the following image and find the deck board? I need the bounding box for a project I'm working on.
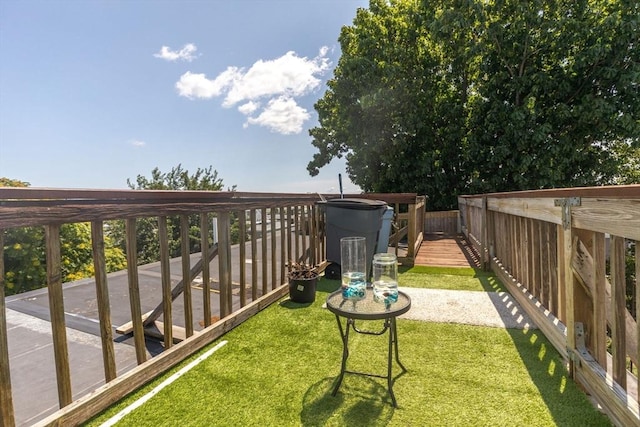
[415,233,481,268]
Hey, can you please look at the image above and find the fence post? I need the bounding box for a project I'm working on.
[45,224,73,407]
[636,244,640,405]
[125,219,147,365]
[610,235,627,388]
[180,215,194,337]
[270,207,277,290]
[408,201,417,260]
[200,215,212,327]
[592,231,607,365]
[90,221,117,382]
[217,211,232,318]
[481,197,488,270]
[261,207,268,295]
[555,197,579,377]
[0,230,16,427]
[158,216,173,348]
[238,210,247,307]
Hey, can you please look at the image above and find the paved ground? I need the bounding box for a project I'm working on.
[400,287,536,330]
[6,309,145,426]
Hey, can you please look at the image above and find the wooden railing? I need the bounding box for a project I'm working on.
[424,210,460,234]
[459,185,640,427]
[0,189,423,426]
[0,188,326,426]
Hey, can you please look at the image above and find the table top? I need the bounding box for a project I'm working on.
[326,289,411,320]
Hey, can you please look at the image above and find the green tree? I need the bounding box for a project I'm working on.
[109,164,234,265]
[4,223,127,295]
[126,164,229,191]
[467,0,640,193]
[2,179,127,295]
[309,0,469,210]
[308,0,639,209]
[3,226,46,295]
[0,177,31,187]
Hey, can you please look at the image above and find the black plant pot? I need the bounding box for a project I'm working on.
[288,275,318,303]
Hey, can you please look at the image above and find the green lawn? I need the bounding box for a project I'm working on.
[86,268,611,426]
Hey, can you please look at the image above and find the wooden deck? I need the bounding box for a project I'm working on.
[414,233,482,268]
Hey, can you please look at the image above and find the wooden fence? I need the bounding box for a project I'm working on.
[0,188,423,426]
[458,185,640,427]
[424,210,459,234]
[0,189,325,426]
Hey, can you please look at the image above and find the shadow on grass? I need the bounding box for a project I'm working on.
[477,274,507,292]
[300,377,394,427]
[316,277,341,294]
[279,299,314,309]
[505,327,612,426]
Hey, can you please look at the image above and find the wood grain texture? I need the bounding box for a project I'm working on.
[414,234,481,268]
[90,221,117,382]
[0,230,16,427]
[45,224,72,407]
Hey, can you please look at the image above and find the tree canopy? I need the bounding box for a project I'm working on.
[110,164,233,265]
[308,0,639,209]
[126,164,230,191]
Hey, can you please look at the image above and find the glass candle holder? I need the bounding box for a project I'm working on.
[340,236,366,301]
[372,253,399,308]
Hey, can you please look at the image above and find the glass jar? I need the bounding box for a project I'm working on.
[340,236,366,301]
[372,253,399,308]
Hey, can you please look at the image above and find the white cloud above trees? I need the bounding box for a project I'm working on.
[244,96,310,134]
[173,47,331,134]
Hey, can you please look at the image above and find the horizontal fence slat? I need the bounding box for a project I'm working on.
[573,198,640,240]
[487,197,562,225]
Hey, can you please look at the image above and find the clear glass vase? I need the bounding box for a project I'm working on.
[372,253,399,308]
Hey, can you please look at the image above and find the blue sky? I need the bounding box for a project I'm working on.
[0,0,368,193]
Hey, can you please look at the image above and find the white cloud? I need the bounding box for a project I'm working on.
[176,47,331,134]
[245,96,310,135]
[154,43,198,62]
[175,68,240,99]
[222,49,330,107]
[130,139,146,147]
[238,101,260,115]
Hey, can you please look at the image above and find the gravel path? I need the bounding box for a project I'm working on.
[399,287,537,330]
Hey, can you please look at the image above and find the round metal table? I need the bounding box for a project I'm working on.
[325,289,411,407]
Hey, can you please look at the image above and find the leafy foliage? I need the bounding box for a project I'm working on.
[126,164,229,191]
[3,226,45,294]
[3,224,126,296]
[308,0,639,209]
[0,177,30,187]
[108,164,233,264]
[2,179,126,295]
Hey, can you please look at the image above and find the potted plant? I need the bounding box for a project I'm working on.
[287,261,319,303]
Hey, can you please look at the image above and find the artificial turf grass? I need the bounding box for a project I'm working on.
[399,265,507,292]
[87,276,612,427]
